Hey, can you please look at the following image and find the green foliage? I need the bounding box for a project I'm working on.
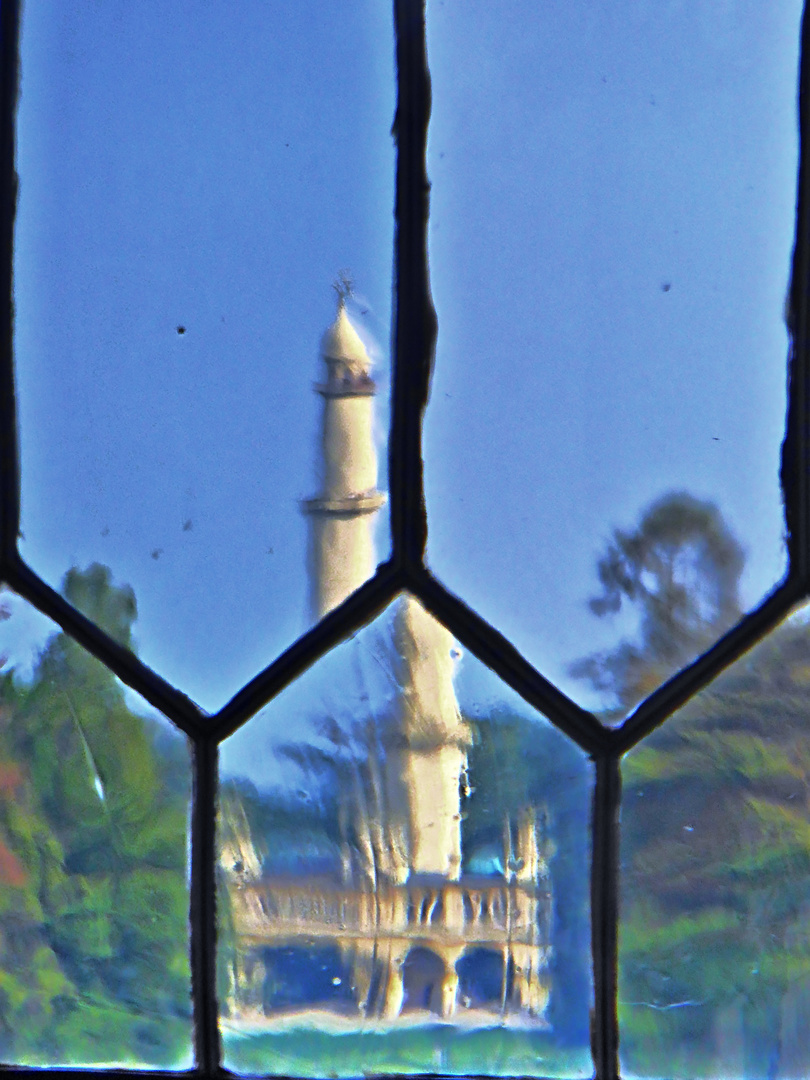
[571,495,810,1075]
[620,616,810,1075]
[61,564,138,650]
[571,492,745,714]
[0,566,192,1066]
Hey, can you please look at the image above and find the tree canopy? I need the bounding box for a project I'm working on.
[574,492,810,1077]
[620,613,810,1078]
[0,565,191,1066]
[571,492,745,714]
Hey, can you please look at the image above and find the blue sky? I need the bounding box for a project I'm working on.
[424,1,803,707]
[5,1,805,730]
[11,0,394,711]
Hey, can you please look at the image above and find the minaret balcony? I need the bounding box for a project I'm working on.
[315,372,377,398]
[301,491,387,516]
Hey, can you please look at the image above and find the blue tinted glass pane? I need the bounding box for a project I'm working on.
[219,595,593,1077]
[620,602,810,1078]
[0,585,192,1068]
[425,1,800,716]
[14,1,393,710]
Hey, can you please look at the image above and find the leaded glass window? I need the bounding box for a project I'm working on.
[1,2,809,1078]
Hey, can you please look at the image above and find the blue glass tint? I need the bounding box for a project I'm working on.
[219,595,593,1076]
[0,583,192,1068]
[620,602,810,1079]
[425,1,801,716]
[14,1,394,710]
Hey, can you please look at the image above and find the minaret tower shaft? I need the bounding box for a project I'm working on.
[302,299,385,620]
[388,596,470,881]
[305,291,467,887]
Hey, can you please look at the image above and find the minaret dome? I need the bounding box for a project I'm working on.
[320,301,372,374]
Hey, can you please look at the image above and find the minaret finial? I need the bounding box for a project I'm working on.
[332,269,354,308]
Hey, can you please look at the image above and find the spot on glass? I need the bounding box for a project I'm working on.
[219,594,593,1077]
[0,581,192,1068]
[14,1,393,710]
[620,601,810,1078]
[425,1,801,716]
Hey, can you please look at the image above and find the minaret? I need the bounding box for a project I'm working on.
[302,297,385,620]
[388,597,470,880]
[304,289,467,887]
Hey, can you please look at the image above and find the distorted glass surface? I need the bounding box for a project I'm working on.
[0,581,192,1068]
[219,594,593,1077]
[425,1,801,716]
[620,602,810,1079]
[14,1,394,711]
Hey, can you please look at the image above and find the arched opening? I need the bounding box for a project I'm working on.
[457,947,506,1011]
[401,947,446,1016]
[262,944,352,1013]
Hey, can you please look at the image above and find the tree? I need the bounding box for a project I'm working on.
[571,492,745,715]
[573,493,810,1076]
[0,565,191,1066]
[620,614,810,1078]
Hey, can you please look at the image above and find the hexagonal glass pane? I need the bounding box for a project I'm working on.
[219,594,593,1077]
[620,601,810,1079]
[0,580,192,1067]
[425,1,801,717]
[14,1,393,711]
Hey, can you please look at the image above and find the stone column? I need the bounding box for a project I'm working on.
[437,944,466,1019]
[231,947,266,1018]
[379,944,409,1020]
[508,942,549,1019]
[347,939,375,1017]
